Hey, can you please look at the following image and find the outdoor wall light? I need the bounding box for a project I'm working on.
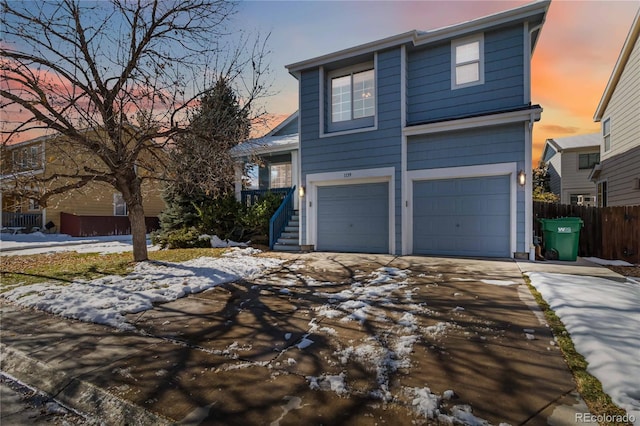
[299,186,306,198]
[517,170,526,187]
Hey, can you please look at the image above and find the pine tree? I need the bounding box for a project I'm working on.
[159,77,251,234]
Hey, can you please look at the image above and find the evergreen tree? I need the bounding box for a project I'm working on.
[159,77,251,234]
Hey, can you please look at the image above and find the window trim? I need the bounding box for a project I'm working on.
[451,33,485,90]
[578,152,600,170]
[320,57,378,137]
[596,180,608,208]
[28,198,40,211]
[602,118,611,152]
[269,162,292,189]
[113,193,128,216]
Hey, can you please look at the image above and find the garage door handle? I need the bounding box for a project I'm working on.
[456,223,460,228]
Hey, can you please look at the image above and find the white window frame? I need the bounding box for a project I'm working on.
[113,193,128,216]
[28,198,40,211]
[597,180,608,208]
[451,34,485,90]
[602,118,611,152]
[321,58,378,136]
[269,162,292,189]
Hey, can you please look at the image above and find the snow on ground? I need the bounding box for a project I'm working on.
[0,232,158,256]
[2,248,284,330]
[583,257,635,267]
[526,272,640,425]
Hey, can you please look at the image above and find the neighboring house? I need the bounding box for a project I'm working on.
[591,9,640,207]
[541,133,600,206]
[283,0,549,259]
[1,132,166,236]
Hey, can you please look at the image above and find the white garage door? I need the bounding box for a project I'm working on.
[413,175,510,257]
[317,183,389,253]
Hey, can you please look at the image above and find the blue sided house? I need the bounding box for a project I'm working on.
[238,0,549,258]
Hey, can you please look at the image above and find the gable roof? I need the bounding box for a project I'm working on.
[286,0,549,74]
[545,133,601,153]
[594,8,640,122]
[231,112,299,157]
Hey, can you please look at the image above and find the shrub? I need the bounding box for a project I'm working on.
[151,227,211,249]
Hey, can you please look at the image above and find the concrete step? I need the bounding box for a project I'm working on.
[287,221,299,227]
[273,243,301,252]
[280,232,299,239]
[284,226,299,232]
[290,215,299,221]
[277,238,299,245]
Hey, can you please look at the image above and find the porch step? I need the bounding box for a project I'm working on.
[273,243,301,252]
[273,210,300,252]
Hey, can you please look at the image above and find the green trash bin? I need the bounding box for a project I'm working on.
[539,217,583,261]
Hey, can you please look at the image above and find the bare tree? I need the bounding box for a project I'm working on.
[0,0,271,261]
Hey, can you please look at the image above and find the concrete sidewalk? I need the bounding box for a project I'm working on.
[1,253,600,425]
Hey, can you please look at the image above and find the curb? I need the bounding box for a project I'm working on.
[0,343,173,425]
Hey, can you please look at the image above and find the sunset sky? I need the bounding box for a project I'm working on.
[237,0,639,166]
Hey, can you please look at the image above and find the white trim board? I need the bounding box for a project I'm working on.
[403,107,542,137]
[402,162,518,257]
[305,167,396,254]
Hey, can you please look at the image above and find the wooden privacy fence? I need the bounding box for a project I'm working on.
[60,212,160,237]
[534,202,640,264]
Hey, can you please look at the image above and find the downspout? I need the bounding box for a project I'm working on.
[526,24,543,260]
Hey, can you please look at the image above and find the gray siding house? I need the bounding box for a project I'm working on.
[541,134,600,206]
[591,9,640,207]
[284,1,549,259]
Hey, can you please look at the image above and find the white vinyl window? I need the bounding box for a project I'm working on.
[602,118,611,152]
[452,34,484,89]
[28,198,40,211]
[269,163,292,189]
[114,193,127,216]
[330,67,375,123]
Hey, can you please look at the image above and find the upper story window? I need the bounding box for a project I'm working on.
[331,68,375,122]
[451,34,484,89]
[11,145,42,171]
[578,153,600,170]
[325,60,376,134]
[602,118,611,152]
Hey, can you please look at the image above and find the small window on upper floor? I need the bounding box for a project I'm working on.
[451,34,484,89]
[602,118,611,152]
[578,153,600,170]
[326,62,376,133]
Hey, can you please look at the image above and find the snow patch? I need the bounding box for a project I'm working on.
[527,272,640,423]
[2,249,284,330]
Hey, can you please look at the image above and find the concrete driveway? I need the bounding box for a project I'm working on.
[1,252,584,425]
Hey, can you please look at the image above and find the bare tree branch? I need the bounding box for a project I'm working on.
[0,0,272,261]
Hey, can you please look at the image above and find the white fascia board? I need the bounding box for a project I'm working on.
[413,0,549,47]
[286,1,549,73]
[286,31,416,73]
[268,111,299,136]
[403,107,542,137]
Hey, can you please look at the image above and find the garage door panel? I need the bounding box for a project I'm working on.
[413,176,510,257]
[317,183,389,253]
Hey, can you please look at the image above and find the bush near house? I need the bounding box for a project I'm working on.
[151,192,282,249]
